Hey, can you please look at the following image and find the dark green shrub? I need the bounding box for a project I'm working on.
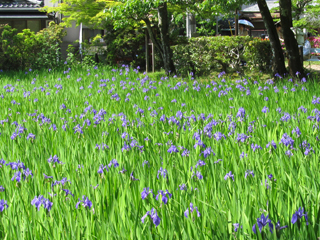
[34,22,66,70]
[243,38,273,72]
[0,22,65,71]
[101,23,145,68]
[172,36,272,76]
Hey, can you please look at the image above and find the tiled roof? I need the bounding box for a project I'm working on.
[242,1,279,12]
[0,0,43,9]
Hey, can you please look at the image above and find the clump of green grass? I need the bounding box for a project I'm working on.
[0,66,319,239]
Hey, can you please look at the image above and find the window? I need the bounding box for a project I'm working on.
[0,20,42,33]
[82,29,103,42]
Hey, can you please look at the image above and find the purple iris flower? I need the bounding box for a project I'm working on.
[252,214,274,234]
[141,188,153,200]
[245,170,254,178]
[0,159,5,167]
[16,160,26,170]
[194,140,206,149]
[291,207,308,225]
[76,195,92,209]
[11,171,22,183]
[6,162,19,170]
[236,107,246,119]
[160,114,166,122]
[292,127,301,137]
[142,160,149,167]
[141,208,161,227]
[195,171,203,180]
[251,143,262,152]
[280,133,294,148]
[26,133,36,140]
[285,150,293,157]
[43,174,53,179]
[178,184,187,190]
[0,199,8,212]
[121,141,131,152]
[240,152,247,159]
[31,195,53,212]
[157,167,168,179]
[98,164,107,174]
[184,202,201,218]
[200,147,214,158]
[118,167,127,174]
[155,190,172,204]
[51,177,71,187]
[108,159,119,168]
[73,124,83,134]
[130,171,139,181]
[213,132,226,141]
[95,143,110,150]
[23,168,33,179]
[48,155,63,165]
[275,221,288,230]
[181,149,190,157]
[233,223,242,232]
[237,133,250,143]
[214,159,223,164]
[49,124,57,131]
[167,145,179,153]
[224,171,234,181]
[266,140,277,149]
[62,189,74,197]
[0,186,4,192]
[262,106,269,113]
[195,160,206,168]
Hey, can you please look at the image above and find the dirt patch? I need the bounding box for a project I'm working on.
[307,63,320,72]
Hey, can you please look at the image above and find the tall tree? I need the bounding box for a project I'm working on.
[114,1,178,74]
[293,0,320,34]
[279,0,304,77]
[46,0,204,74]
[257,0,287,77]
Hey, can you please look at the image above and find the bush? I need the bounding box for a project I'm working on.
[34,22,66,70]
[244,38,273,72]
[0,22,65,71]
[172,36,272,76]
[307,36,320,48]
[101,23,145,68]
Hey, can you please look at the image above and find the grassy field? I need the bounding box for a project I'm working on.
[0,66,319,239]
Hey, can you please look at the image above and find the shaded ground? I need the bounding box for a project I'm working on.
[306,62,320,72]
[146,62,320,82]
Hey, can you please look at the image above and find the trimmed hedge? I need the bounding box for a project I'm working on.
[172,36,272,76]
[0,22,65,71]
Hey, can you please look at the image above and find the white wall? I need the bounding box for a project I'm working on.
[63,22,81,43]
[44,0,58,9]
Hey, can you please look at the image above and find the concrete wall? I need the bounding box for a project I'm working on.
[44,0,58,8]
[44,0,104,59]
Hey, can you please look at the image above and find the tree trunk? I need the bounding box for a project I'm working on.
[257,0,287,78]
[279,0,305,78]
[157,3,176,74]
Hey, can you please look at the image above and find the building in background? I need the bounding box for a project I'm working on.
[240,0,280,37]
[0,0,51,32]
[0,0,104,58]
